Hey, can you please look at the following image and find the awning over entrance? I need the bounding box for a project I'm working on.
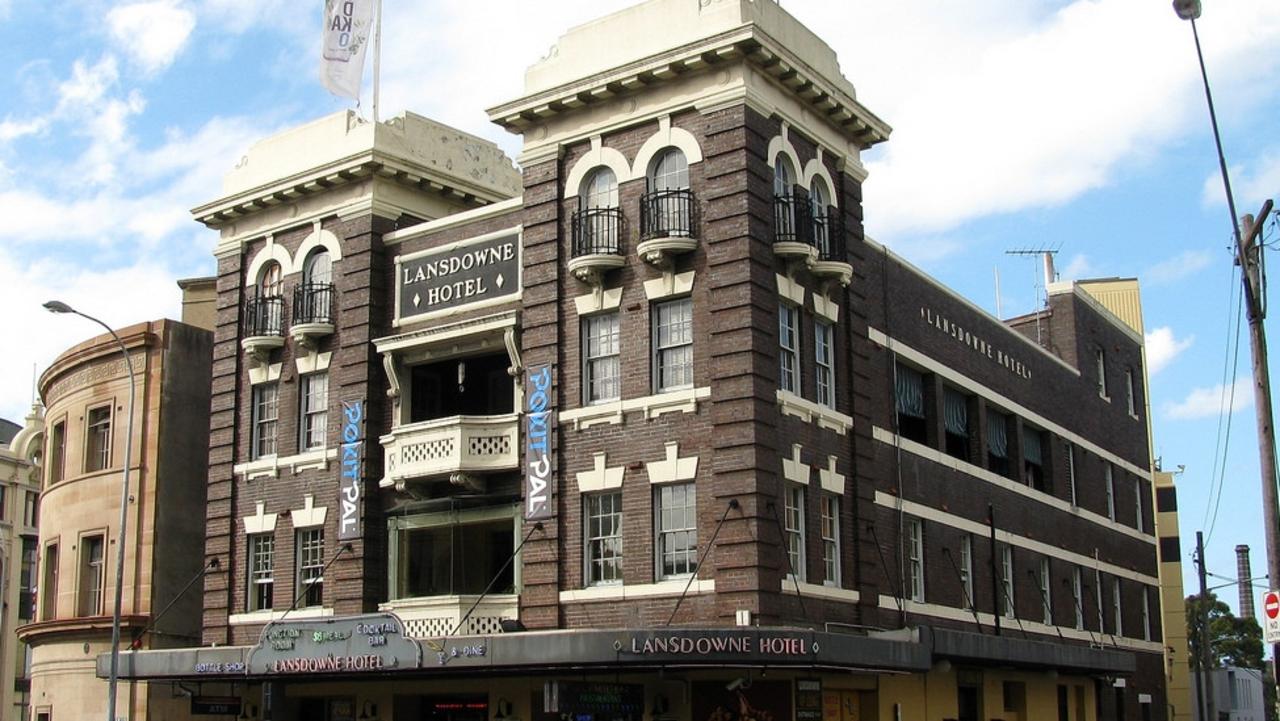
[98,613,1134,682]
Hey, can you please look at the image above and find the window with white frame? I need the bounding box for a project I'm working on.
[583,313,621,403]
[1072,566,1084,630]
[784,484,805,581]
[1000,545,1015,618]
[815,320,834,409]
[77,534,105,617]
[1125,368,1137,416]
[650,148,689,191]
[300,373,328,451]
[654,298,693,392]
[1095,348,1108,398]
[251,383,279,459]
[810,178,832,255]
[586,492,623,586]
[773,153,795,196]
[656,482,696,579]
[248,533,275,612]
[296,528,324,608]
[1095,570,1105,632]
[1066,441,1077,506]
[907,518,924,602]
[959,534,974,609]
[778,303,800,394]
[821,493,839,587]
[1112,577,1123,637]
[85,405,111,472]
[1039,557,1052,625]
[1105,464,1116,521]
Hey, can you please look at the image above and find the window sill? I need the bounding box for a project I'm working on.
[234,448,337,480]
[776,390,852,435]
[781,579,860,603]
[561,387,710,430]
[229,607,333,625]
[559,578,714,603]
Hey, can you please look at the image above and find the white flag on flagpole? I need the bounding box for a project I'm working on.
[321,0,376,101]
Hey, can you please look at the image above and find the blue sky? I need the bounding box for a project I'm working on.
[1,0,1278,610]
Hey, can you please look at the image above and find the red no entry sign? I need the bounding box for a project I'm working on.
[1265,591,1280,620]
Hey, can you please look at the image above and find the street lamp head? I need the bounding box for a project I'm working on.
[43,300,75,314]
[1173,0,1201,20]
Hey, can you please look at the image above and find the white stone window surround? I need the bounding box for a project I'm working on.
[233,447,338,482]
[559,578,714,604]
[561,386,711,430]
[243,224,344,281]
[646,443,697,485]
[242,501,278,535]
[230,606,333,626]
[563,119,705,194]
[291,494,327,528]
[577,452,625,492]
[777,390,853,435]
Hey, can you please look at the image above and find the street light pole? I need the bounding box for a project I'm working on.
[1174,2,1280,714]
[43,300,135,721]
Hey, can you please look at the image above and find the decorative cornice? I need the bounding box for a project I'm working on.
[192,153,505,231]
[488,28,890,150]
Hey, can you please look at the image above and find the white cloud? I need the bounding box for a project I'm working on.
[789,0,1280,239]
[0,118,46,143]
[1058,253,1095,281]
[0,248,184,425]
[1145,326,1195,375]
[1145,249,1216,285]
[1235,149,1280,212]
[1164,377,1253,420]
[0,114,264,247]
[107,1,197,76]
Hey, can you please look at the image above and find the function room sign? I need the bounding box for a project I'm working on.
[397,229,521,322]
[247,613,421,675]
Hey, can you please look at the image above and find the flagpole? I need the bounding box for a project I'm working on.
[372,0,382,123]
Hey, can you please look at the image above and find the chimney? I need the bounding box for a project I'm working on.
[1237,544,1255,620]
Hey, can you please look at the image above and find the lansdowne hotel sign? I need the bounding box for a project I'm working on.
[395,229,521,324]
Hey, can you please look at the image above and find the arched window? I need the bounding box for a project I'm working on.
[773,153,795,197]
[303,250,332,286]
[649,148,688,191]
[645,149,692,238]
[298,250,334,324]
[810,178,831,254]
[576,168,620,254]
[259,261,282,298]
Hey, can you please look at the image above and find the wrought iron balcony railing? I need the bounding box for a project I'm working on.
[293,282,335,326]
[640,188,696,240]
[244,295,284,337]
[571,207,625,257]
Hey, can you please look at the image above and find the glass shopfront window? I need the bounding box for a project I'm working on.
[389,506,517,599]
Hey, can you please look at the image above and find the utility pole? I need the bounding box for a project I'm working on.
[1195,531,1215,721]
[1237,199,1278,703]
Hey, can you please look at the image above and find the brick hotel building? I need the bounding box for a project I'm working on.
[109,1,1168,720]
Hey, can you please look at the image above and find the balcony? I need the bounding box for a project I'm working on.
[380,414,519,491]
[568,207,625,285]
[810,208,852,287]
[290,282,336,348]
[241,295,284,360]
[773,193,817,262]
[637,189,698,266]
[379,595,518,638]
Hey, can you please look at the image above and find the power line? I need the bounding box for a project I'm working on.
[1203,245,1244,544]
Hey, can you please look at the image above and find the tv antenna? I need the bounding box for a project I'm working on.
[1005,244,1062,344]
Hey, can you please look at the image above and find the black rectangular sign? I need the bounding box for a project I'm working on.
[192,697,241,715]
[399,231,520,320]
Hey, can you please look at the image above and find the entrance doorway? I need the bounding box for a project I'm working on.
[957,684,981,721]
